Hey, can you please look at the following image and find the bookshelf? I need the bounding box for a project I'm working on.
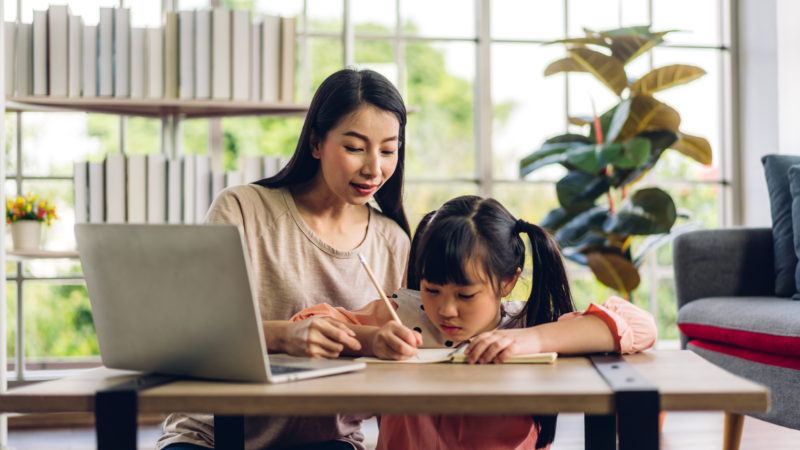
[7,96,309,119]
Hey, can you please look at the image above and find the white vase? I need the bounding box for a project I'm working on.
[11,220,43,251]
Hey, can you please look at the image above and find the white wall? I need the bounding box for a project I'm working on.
[737,0,800,226]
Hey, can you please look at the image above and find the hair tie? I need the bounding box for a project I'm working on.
[514,219,527,233]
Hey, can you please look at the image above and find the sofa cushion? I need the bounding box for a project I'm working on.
[789,164,800,300]
[763,154,800,297]
[677,297,800,357]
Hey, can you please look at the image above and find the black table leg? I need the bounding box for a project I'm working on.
[94,374,176,450]
[215,414,245,449]
[590,355,660,450]
[584,414,616,450]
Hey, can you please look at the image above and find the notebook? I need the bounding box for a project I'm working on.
[75,223,366,383]
[356,347,558,364]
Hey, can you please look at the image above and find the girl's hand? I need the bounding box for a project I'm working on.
[464,328,541,364]
[284,317,362,358]
[372,322,423,360]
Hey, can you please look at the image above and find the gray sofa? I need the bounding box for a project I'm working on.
[674,227,800,431]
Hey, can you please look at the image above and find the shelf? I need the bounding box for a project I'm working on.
[6,96,309,119]
[6,249,80,261]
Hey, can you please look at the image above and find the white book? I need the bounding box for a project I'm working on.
[250,19,261,101]
[211,171,226,202]
[81,24,97,97]
[178,10,195,100]
[280,16,296,103]
[225,170,243,187]
[167,158,182,224]
[182,154,196,224]
[126,154,147,223]
[48,5,70,97]
[241,155,263,183]
[194,9,211,99]
[263,155,281,178]
[164,12,179,99]
[194,154,212,223]
[32,10,48,96]
[260,15,280,102]
[15,23,32,96]
[98,7,114,97]
[105,153,126,223]
[114,7,131,98]
[146,27,164,98]
[68,14,82,98]
[4,22,15,96]
[129,27,146,98]
[212,8,231,100]
[147,154,167,223]
[73,161,89,224]
[231,10,250,101]
[88,161,106,223]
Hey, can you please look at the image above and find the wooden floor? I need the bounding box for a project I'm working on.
[5,412,800,449]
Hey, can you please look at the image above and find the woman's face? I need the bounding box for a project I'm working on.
[420,260,518,343]
[312,104,400,206]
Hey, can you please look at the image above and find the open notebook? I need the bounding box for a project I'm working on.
[356,346,558,364]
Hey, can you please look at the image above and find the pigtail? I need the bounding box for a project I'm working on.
[514,220,575,327]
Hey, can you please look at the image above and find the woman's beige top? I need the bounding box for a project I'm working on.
[157,184,410,450]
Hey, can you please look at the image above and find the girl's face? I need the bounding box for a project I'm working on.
[420,261,519,343]
[311,104,400,206]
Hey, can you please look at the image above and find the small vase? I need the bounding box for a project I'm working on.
[11,220,43,251]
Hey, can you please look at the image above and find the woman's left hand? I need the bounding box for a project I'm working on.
[464,328,541,364]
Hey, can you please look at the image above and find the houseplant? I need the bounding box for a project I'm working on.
[6,193,58,250]
[519,25,712,298]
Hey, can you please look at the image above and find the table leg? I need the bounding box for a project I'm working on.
[214,414,244,449]
[584,414,616,450]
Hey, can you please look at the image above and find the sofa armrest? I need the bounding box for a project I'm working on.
[673,228,775,308]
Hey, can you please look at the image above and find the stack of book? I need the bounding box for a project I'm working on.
[4,5,296,103]
[73,154,287,224]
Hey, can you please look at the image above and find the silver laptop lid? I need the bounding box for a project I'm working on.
[76,224,270,382]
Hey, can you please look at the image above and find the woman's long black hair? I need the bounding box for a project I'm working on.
[407,195,575,448]
[255,68,410,236]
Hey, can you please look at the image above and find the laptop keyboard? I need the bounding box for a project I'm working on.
[269,364,309,375]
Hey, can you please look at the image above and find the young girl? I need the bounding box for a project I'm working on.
[292,195,657,449]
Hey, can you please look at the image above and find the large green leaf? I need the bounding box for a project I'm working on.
[629,65,706,95]
[561,233,608,265]
[565,144,602,173]
[671,132,712,165]
[614,130,678,187]
[556,172,611,210]
[519,134,594,176]
[554,205,610,247]
[544,57,590,76]
[567,48,628,96]
[540,207,577,232]
[611,137,651,169]
[586,250,641,293]
[616,95,681,142]
[603,187,677,235]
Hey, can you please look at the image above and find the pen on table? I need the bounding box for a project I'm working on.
[357,254,403,324]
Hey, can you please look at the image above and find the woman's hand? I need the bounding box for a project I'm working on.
[371,322,422,360]
[283,317,363,358]
[464,328,542,364]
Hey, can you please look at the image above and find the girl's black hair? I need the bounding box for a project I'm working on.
[407,195,575,448]
[254,68,410,237]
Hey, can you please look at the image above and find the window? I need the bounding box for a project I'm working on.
[4,0,731,377]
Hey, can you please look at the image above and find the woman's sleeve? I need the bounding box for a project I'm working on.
[559,297,658,354]
[289,299,397,327]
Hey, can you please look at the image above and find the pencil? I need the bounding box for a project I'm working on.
[357,254,403,324]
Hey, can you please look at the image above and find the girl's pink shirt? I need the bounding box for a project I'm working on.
[291,294,657,450]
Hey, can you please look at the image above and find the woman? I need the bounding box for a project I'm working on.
[158,68,411,450]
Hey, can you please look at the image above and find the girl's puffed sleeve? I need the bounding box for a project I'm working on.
[290,299,396,327]
[559,297,658,354]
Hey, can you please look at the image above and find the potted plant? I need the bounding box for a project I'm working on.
[519,25,712,299]
[6,193,58,250]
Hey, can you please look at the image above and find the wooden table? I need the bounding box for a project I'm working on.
[0,350,768,450]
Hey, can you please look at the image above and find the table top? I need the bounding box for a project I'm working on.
[0,350,768,416]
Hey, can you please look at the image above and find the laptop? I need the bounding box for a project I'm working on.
[75,223,366,383]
